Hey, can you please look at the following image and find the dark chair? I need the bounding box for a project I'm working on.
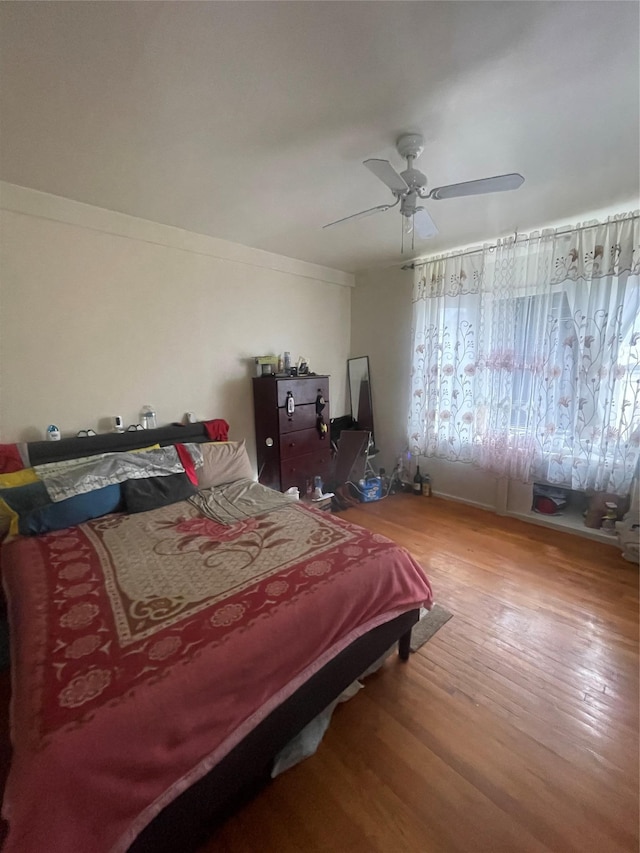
[329,415,356,454]
[332,430,370,487]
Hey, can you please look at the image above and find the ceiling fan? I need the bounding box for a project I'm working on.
[323,133,525,252]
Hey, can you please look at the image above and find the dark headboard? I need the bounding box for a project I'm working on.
[26,423,209,466]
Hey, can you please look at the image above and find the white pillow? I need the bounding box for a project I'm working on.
[197,441,255,488]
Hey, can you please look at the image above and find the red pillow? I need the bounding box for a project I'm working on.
[0,444,25,474]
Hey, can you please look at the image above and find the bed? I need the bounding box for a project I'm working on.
[0,426,433,852]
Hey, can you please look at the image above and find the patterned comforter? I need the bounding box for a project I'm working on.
[1,497,432,852]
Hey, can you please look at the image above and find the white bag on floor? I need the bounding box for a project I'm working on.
[271,680,363,777]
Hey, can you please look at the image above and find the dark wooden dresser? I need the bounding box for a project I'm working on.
[252,375,331,492]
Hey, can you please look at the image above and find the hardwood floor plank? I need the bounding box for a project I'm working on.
[325,692,551,853]
[368,669,637,851]
[209,496,638,852]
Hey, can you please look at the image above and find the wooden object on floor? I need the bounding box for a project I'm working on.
[203,494,639,853]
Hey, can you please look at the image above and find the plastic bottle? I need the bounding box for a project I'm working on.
[141,405,157,430]
[601,502,618,533]
[283,351,291,373]
[313,475,324,500]
[422,474,432,497]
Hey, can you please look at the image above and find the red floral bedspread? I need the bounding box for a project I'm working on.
[1,501,432,852]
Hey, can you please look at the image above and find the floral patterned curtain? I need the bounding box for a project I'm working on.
[408,212,640,495]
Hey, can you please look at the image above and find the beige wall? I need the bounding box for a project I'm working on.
[352,264,501,509]
[350,265,414,475]
[0,184,353,466]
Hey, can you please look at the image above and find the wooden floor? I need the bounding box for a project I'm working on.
[0,495,637,852]
[204,494,639,853]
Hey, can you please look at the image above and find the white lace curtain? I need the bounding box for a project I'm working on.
[408,212,640,496]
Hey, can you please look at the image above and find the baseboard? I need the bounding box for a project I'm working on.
[432,492,618,546]
[432,491,497,513]
[505,509,618,545]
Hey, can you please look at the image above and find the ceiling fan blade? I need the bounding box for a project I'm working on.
[429,172,524,200]
[322,203,392,229]
[413,207,439,239]
[363,159,408,193]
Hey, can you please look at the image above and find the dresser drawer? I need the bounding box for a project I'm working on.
[278,404,318,435]
[254,374,331,494]
[280,428,328,460]
[277,378,329,408]
[280,449,332,492]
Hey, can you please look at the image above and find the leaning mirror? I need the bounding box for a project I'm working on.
[347,356,374,443]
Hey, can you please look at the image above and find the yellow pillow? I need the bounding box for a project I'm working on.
[0,470,38,539]
[0,468,39,488]
[0,497,18,539]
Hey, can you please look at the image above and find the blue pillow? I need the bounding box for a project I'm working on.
[0,481,122,536]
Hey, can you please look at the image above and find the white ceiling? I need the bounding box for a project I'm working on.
[1,1,638,273]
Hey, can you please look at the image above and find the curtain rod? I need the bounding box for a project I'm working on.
[401,212,640,270]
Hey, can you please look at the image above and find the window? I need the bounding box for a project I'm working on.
[409,215,639,493]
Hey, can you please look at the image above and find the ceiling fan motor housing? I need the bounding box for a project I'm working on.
[396,133,427,193]
[400,167,427,191]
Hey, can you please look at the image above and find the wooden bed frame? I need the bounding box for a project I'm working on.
[18,426,419,852]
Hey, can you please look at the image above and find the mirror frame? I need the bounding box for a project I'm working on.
[347,356,374,443]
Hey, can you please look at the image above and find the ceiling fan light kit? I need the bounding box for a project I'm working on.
[323,132,525,253]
